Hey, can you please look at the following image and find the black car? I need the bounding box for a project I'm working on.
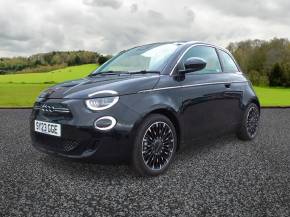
[30,41,260,176]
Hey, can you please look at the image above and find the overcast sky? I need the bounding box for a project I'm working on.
[1,0,290,57]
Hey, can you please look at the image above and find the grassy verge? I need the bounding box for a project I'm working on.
[0,64,98,107]
[254,86,290,107]
[0,84,50,107]
[0,64,98,84]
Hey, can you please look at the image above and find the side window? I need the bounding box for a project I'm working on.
[219,50,239,73]
[179,46,222,74]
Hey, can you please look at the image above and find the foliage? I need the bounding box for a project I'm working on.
[269,63,283,86]
[0,51,104,74]
[227,38,290,87]
[98,55,113,65]
[1,37,290,87]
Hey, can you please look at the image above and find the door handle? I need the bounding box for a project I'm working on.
[224,83,231,88]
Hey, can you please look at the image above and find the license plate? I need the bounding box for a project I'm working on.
[34,120,61,137]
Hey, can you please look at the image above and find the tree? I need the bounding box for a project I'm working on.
[75,55,81,65]
[98,55,111,65]
[0,50,103,74]
[248,70,260,85]
[269,63,284,86]
[227,38,290,87]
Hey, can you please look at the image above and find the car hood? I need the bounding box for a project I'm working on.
[39,74,160,99]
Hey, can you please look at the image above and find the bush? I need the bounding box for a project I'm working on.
[228,38,290,87]
[248,70,260,85]
[98,55,112,65]
[258,75,269,86]
[0,51,102,74]
[269,63,284,86]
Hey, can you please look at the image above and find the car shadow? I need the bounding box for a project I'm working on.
[178,133,238,156]
[38,154,137,179]
[37,132,240,179]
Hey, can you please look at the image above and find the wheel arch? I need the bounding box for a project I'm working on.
[248,97,261,112]
[244,82,261,112]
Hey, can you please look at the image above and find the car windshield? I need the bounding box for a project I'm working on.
[92,43,180,74]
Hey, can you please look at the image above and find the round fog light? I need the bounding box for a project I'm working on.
[94,116,116,131]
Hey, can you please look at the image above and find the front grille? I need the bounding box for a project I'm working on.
[33,134,81,153]
[33,102,72,120]
[34,102,70,114]
[60,139,80,152]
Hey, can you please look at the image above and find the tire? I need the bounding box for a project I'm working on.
[132,114,177,176]
[237,103,260,141]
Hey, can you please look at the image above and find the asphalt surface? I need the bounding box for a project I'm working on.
[0,109,290,217]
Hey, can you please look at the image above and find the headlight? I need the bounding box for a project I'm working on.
[85,96,119,111]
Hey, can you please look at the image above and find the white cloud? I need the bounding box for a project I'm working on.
[130,3,138,13]
[82,0,122,9]
[0,0,289,57]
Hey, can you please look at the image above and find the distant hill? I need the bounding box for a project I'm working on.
[0,51,111,75]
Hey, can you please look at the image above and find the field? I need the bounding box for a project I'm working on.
[0,84,51,107]
[254,86,290,107]
[0,64,98,107]
[0,64,290,107]
[0,64,97,84]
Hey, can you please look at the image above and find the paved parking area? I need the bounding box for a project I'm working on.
[0,109,290,216]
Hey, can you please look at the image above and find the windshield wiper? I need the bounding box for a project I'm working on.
[89,70,160,77]
[89,71,124,76]
[128,70,160,75]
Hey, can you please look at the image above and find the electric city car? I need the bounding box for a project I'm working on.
[30,41,260,176]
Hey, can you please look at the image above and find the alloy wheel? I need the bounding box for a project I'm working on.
[141,121,175,171]
[246,106,259,138]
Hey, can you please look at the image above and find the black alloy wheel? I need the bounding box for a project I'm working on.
[132,114,177,176]
[246,106,259,138]
[141,121,175,170]
[237,103,260,141]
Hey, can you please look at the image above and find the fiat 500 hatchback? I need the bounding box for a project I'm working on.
[30,41,260,176]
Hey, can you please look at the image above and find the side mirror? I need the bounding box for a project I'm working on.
[180,57,207,74]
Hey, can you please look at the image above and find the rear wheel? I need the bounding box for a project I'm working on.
[237,103,260,140]
[132,114,177,176]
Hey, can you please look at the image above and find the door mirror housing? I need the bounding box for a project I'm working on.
[178,57,207,74]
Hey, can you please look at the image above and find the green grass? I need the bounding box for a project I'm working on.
[0,64,98,84]
[0,64,98,107]
[0,64,290,107]
[253,86,290,107]
[0,83,50,107]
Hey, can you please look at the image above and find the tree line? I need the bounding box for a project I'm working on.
[0,51,111,74]
[227,38,290,87]
[1,38,290,87]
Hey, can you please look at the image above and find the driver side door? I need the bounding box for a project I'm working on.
[176,45,235,142]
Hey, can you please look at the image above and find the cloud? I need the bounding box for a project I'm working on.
[147,10,164,19]
[82,0,122,9]
[185,8,195,23]
[0,0,290,57]
[130,3,138,13]
[204,0,290,24]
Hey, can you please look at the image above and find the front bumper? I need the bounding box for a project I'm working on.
[30,98,141,162]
